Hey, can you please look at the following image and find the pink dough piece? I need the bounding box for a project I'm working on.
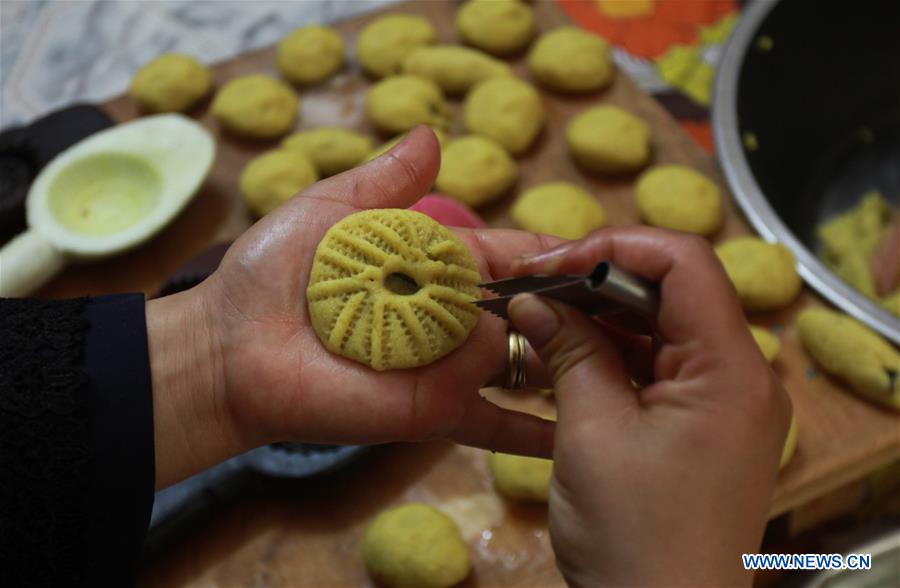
[409,194,486,229]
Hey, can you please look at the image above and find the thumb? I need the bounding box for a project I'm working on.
[508,294,637,417]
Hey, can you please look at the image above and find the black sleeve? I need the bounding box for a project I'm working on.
[0,294,155,587]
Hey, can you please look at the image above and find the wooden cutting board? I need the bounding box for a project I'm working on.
[29,0,898,586]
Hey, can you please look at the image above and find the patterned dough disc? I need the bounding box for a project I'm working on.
[307,209,482,371]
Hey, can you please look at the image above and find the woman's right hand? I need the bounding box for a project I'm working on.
[508,228,791,588]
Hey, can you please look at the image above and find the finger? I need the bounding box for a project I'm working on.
[508,293,638,420]
[511,226,749,351]
[298,125,441,210]
[449,395,555,458]
[456,228,567,281]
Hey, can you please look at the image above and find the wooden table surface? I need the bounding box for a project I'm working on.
[26,0,899,586]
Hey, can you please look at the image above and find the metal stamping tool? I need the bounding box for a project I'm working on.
[474,261,661,337]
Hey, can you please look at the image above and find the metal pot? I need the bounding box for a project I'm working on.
[713,0,900,343]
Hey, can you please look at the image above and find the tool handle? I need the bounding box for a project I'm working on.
[0,229,67,297]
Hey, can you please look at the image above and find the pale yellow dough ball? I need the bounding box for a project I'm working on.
[715,237,802,311]
[566,105,651,174]
[129,53,212,113]
[796,307,900,410]
[277,26,345,85]
[357,14,436,79]
[464,77,544,155]
[366,75,449,135]
[282,127,372,176]
[528,27,615,93]
[436,136,517,207]
[488,452,553,502]
[512,182,607,239]
[239,149,318,217]
[211,75,299,139]
[635,164,722,235]
[749,325,781,363]
[402,45,510,96]
[363,503,470,588]
[457,0,535,56]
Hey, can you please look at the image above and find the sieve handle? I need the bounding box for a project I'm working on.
[0,229,67,297]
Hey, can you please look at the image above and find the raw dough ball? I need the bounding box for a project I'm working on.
[307,209,482,371]
[363,503,470,588]
[512,182,606,239]
[488,452,553,502]
[716,237,802,311]
[780,415,798,469]
[365,127,447,162]
[464,77,544,155]
[129,53,212,113]
[366,75,450,135]
[435,136,517,207]
[528,27,614,93]
[277,25,345,85]
[239,149,318,217]
[402,45,510,96]
[457,0,535,56]
[818,191,892,299]
[211,75,299,139]
[750,325,780,363]
[357,14,436,79]
[635,165,722,235]
[796,307,900,410]
[282,127,372,176]
[566,105,651,174]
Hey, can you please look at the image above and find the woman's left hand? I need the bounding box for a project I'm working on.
[147,127,557,487]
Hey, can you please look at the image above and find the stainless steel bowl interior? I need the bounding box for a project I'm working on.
[713,0,900,343]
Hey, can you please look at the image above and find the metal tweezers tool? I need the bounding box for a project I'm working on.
[473,261,661,337]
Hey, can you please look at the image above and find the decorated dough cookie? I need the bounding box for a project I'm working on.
[635,164,722,235]
[435,136,517,207]
[464,77,544,155]
[239,149,318,217]
[129,53,213,113]
[211,74,298,139]
[363,503,470,588]
[566,105,651,174]
[307,209,482,371]
[277,25,345,85]
[716,237,802,311]
[749,325,781,363]
[357,14,436,79]
[488,452,553,502]
[512,182,606,239]
[456,0,535,56]
[402,45,510,96]
[528,27,615,93]
[366,75,450,134]
[282,127,372,176]
[796,307,900,410]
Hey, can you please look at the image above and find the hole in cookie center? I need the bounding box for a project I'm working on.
[384,272,420,295]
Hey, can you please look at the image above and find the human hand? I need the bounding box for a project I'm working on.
[147,127,557,488]
[508,228,791,587]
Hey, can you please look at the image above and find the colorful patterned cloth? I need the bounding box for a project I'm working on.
[558,0,742,152]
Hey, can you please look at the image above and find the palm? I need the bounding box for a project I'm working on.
[204,128,555,456]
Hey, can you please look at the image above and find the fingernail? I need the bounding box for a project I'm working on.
[512,245,570,273]
[508,294,560,350]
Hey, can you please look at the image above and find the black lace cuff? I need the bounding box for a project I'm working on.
[0,294,155,587]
